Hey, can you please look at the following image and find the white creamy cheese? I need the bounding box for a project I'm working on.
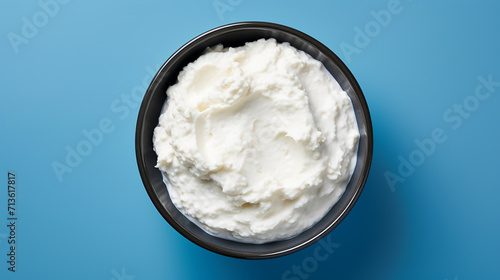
[153,38,359,243]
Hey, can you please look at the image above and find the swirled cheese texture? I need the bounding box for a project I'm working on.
[153,39,359,243]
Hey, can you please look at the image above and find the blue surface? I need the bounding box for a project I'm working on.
[1,0,499,279]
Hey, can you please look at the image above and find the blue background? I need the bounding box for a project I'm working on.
[1,0,499,279]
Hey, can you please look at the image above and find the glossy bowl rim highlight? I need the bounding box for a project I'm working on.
[136,21,373,259]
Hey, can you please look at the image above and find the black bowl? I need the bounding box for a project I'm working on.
[136,21,373,259]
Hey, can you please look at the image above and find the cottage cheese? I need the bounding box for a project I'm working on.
[153,39,359,243]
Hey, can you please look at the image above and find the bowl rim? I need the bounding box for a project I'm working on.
[136,21,373,259]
